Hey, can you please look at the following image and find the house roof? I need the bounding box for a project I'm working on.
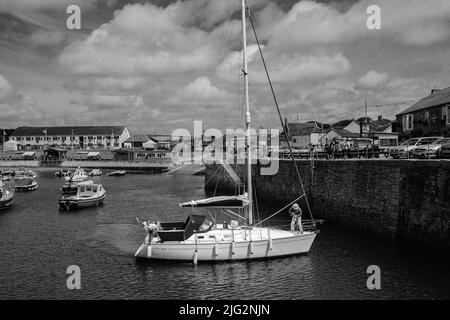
[284,122,323,136]
[11,126,126,137]
[125,133,156,143]
[331,128,361,138]
[397,88,450,116]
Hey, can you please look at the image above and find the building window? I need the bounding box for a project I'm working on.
[403,114,413,131]
[447,106,450,125]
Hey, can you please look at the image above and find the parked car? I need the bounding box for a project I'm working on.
[438,142,450,158]
[411,138,450,159]
[388,137,442,159]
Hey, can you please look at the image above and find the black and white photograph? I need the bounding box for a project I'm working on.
[0,0,450,308]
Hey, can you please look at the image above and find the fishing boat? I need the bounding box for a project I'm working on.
[88,169,102,176]
[135,0,319,263]
[107,170,126,176]
[14,178,38,192]
[64,167,88,182]
[0,181,14,210]
[61,180,94,195]
[58,182,106,211]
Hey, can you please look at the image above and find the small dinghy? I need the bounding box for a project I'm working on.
[107,170,126,176]
[14,178,38,192]
[88,169,102,176]
[64,167,88,182]
[58,182,106,211]
[61,180,94,195]
[0,181,14,210]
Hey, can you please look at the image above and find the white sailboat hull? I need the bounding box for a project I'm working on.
[136,229,316,262]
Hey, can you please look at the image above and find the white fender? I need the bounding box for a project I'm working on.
[147,245,152,258]
[193,250,198,264]
[268,238,273,250]
[249,241,254,254]
[214,243,219,256]
[231,241,236,254]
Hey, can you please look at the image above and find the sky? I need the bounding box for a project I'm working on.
[1,0,450,133]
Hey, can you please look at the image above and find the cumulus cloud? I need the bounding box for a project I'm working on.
[356,70,389,90]
[0,74,44,126]
[0,75,13,100]
[256,0,450,50]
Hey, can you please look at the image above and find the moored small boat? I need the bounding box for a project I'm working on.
[14,178,38,192]
[0,181,14,210]
[88,169,102,176]
[14,169,37,180]
[107,170,126,176]
[64,167,88,182]
[55,169,71,178]
[58,182,106,211]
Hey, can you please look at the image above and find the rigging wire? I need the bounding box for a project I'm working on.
[247,7,315,222]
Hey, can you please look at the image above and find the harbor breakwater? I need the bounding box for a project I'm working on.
[0,160,173,172]
[205,160,450,256]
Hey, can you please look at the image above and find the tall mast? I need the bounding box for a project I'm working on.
[242,0,253,225]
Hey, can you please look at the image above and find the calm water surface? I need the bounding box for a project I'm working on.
[0,171,449,299]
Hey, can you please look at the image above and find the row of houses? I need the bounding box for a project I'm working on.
[281,115,398,150]
[0,126,175,151]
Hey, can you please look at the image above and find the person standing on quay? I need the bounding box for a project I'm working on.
[289,203,303,233]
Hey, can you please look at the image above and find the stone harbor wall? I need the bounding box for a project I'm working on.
[205,160,450,256]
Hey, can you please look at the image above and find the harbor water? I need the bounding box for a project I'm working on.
[0,171,449,299]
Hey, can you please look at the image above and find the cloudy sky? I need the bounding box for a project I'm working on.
[1,0,450,132]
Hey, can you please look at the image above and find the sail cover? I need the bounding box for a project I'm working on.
[179,194,249,208]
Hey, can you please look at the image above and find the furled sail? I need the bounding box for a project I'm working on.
[179,194,249,208]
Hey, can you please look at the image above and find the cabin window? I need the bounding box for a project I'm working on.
[208,235,216,239]
[80,187,85,192]
[403,114,413,131]
[198,236,204,239]
[93,187,97,192]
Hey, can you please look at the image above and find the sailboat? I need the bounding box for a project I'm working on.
[135,0,318,262]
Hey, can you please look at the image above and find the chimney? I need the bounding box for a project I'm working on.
[378,115,382,121]
[431,88,440,94]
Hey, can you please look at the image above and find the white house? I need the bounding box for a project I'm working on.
[10,126,131,150]
[281,122,326,149]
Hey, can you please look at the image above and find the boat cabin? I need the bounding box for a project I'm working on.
[77,184,102,196]
[158,214,213,242]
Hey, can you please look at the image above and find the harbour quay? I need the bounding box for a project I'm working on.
[205,159,450,257]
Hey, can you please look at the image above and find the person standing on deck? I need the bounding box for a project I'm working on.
[289,203,303,233]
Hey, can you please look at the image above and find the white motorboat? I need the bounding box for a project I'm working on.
[135,0,319,263]
[64,167,88,182]
[88,169,102,176]
[55,169,72,178]
[107,170,126,176]
[0,181,14,210]
[59,182,106,211]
